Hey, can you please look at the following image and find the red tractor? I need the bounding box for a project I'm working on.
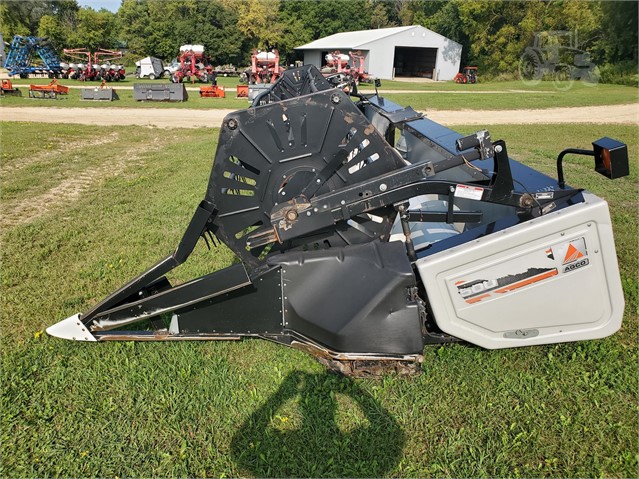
[454,66,478,84]
[171,45,212,83]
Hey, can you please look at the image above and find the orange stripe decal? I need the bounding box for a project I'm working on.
[494,269,558,294]
[466,293,491,304]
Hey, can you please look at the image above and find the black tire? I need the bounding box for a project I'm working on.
[552,64,574,91]
[149,73,156,80]
[518,50,543,86]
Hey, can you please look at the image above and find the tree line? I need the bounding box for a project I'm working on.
[1,0,637,82]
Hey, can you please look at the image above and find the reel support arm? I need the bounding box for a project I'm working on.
[79,200,217,325]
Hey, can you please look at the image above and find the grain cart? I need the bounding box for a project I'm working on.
[48,66,629,377]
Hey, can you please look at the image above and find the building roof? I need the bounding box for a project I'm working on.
[296,25,459,50]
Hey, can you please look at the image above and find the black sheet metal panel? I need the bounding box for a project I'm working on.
[175,267,284,335]
[90,263,251,330]
[251,65,334,105]
[270,241,423,355]
[80,88,119,101]
[133,83,188,101]
[209,87,406,267]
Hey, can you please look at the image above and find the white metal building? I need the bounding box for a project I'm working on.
[295,25,462,81]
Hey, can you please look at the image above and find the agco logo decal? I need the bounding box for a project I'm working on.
[561,238,589,273]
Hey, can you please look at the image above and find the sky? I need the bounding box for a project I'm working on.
[77,0,121,13]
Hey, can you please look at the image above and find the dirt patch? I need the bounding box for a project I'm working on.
[425,104,639,125]
[1,135,178,229]
[1,104,636,129]
[0,131,121,175]
[2,158,131,228]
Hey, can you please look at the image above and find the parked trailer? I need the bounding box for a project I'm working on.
[135,57,165,80]
[214,64,238,76]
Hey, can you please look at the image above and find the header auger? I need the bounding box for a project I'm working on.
[47,66,629,377]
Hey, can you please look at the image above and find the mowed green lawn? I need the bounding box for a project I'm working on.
[1,122,637,477]
[2,76,637,110]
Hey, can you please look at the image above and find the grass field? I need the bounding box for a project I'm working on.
[2,77,637,111]
[1,122,637,477]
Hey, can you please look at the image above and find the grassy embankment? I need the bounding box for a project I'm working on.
[2,76,637,111]
[1,121,637,477]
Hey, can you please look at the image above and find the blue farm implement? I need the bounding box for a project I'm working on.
[4,36,62,78]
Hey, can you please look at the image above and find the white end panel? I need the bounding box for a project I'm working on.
[416,192,624,349]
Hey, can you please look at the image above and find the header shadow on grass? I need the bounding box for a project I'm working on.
[230,370,405,477]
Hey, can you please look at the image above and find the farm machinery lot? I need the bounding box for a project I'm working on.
[1,106,637,476]
[2,76,638,111]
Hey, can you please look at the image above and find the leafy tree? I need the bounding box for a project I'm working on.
[369,0,396,29]
[1,0,78,39]
[236,0,284,50]
[66,7,117,50]
[117,0,248,64]
[596,0,638,64]
[415,1,471,67]
[37,15,67,49]
[117,0,151,57]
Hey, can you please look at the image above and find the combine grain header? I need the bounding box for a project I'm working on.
[48,66,629,377]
